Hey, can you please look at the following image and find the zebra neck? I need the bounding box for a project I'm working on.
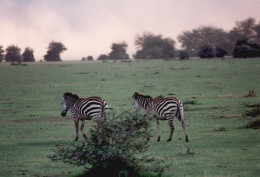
[145,100,154,112]
[68,99,77,109]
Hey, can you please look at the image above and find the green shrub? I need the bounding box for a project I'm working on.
[177,50,190,60]
[50,111,167,177]
[197,44,216,58]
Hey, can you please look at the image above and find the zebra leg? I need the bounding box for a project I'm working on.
[167,118,174,142]
[180,119,189,142]
[74,119,79,141]
[80,120,87,139]
[156,119,160,142]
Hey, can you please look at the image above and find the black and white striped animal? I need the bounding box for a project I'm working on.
[132,92,188,142]
[61,92,108,141]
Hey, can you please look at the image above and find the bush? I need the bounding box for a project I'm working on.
[177,50,189,60]
[49,111,167,177]
[215,47,228,58]
[233,40,260,58]
[197,44,216,58]
[97,54,110,60]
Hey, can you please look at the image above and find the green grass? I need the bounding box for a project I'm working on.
[0,58,260,176]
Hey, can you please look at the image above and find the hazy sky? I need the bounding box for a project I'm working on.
[1,0,260,60]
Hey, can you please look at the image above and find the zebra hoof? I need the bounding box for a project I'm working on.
[74,137,79,141]
[167,139,172,142]
[157,137,160,142]
[146,137,150,141]
[186,136,189,142]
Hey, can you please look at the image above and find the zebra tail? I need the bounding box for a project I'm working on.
[102,100,108,112]
[177,100,184,122]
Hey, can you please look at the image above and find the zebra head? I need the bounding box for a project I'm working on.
[61,92,79,117]
[61,97,69,117]
[132,92,153,113]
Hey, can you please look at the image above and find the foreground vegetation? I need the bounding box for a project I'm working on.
[0,58,259,176]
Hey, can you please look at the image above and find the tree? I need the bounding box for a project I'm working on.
[0,46,4,62]
[197,44,216,58]
[5,45,22,62]
[227,18,260,49]
[22,47,35,62]
[87,56,94,61]
[109,42,129,60]
[134,32,176,59]
[44,41,67,61]
[177,26,231,56]
[97,54,110,60]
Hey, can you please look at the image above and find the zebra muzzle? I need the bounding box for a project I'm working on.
[61,112,66,117]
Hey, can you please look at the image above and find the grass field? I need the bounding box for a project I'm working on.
[0,58,259,177]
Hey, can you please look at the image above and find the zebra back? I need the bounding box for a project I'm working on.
[152,97,184,120]
[74,97,108,119]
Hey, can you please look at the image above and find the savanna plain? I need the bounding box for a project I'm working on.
[0,58,259,177]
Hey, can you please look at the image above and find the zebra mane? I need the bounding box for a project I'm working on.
[63,92,79,100]
[133,92,153,100]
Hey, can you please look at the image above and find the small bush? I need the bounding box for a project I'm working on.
[215,47,228,58]
[177,50,189,60]
[197,44,216,58]
[214,126,226,131]
[244,119,260,129]
[244,107,260,117]
[186,147,197,155]
[243,89,256,97]
[183,100,198,105]
[50,111,167,177]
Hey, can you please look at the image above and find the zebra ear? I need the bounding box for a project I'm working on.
[64,92,72,97]
[133,92,138,98]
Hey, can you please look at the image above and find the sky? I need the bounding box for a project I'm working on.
[1,0,260,60]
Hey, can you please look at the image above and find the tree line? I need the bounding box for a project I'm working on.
[1,17,260,62]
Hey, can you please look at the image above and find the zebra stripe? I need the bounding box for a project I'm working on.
[61,92,108,141]
[132,92,188,142]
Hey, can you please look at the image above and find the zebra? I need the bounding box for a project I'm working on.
[61,92,108,141]
[132,92,188,142]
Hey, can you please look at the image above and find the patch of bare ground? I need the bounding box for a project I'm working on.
[217,95,239,98]
[220,114,240,119]
[169,66,191,70]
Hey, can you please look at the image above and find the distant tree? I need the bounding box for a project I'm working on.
[81,57,86,61]
[5,45,22,62]
[134,32,176,59]
[44,41,67,61]
[109,42,129,60]
[97,54,110,60]
[177,50,189,60]
[197,44,216,58]
[253,22,260,43]
[233,39,260,58]
[22,47,35,62]
[215,47,228,58]
[0,46,4,62]
[87,56,94,61]
[178,26,231,56]
[227,17,260,49]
